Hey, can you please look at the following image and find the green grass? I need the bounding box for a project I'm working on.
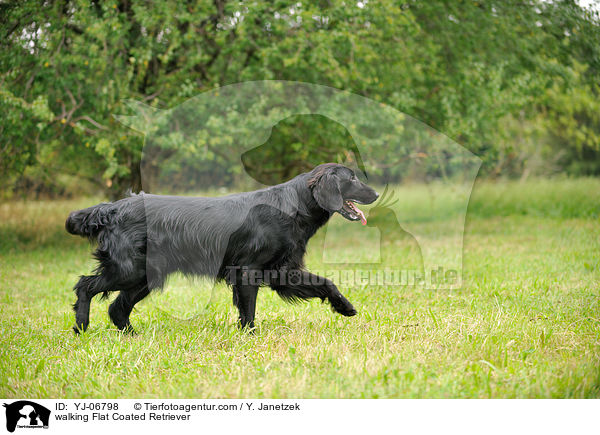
[0,178,599,398]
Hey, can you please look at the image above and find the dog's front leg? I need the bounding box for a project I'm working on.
[271,271,357,317]
[310,272,357,317]
[232,284,259,330]
[322,277,357,317]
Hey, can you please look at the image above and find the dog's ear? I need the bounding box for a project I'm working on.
[313,173,343,211]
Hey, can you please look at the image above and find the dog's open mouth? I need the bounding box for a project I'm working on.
[341,200,367,225]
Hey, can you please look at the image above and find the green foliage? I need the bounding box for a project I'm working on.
[1,0,599,197]
[0,86,54,175]
[541,63,600,175]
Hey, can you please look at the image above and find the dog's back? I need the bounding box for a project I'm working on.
[65,192,264,282]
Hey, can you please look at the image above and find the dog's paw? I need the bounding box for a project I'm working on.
[329,296,357,317]
[339,306,357,317]
[120,324,137,335]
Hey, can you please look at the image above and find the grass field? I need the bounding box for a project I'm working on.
[0,177,599,398]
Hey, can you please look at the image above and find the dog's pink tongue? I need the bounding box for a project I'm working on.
[356,206,367,225]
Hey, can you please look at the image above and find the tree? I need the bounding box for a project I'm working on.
[1,0,599,198]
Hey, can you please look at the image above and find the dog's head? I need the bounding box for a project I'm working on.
[308,163,379,224]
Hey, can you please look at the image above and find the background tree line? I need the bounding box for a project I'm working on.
[1,0,599,198]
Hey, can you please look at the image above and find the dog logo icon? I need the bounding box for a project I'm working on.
[3,401,50,432]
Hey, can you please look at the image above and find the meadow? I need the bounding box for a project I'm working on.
[0,177,599,398]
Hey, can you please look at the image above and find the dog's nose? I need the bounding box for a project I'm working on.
[374,191,380,199]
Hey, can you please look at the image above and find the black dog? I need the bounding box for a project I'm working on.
[66,163,378,333]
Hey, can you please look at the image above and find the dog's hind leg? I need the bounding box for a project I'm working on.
[108,285,150,333]
[232,284,259,330]
[72,275,116,334]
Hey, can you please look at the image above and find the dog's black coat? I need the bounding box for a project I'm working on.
[66,163,378,333]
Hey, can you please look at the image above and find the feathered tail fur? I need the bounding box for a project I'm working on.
[65,203,115,238]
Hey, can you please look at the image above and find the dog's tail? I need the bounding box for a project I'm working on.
[65,203,115,238]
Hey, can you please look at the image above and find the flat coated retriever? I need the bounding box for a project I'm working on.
[66,163,378,333]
